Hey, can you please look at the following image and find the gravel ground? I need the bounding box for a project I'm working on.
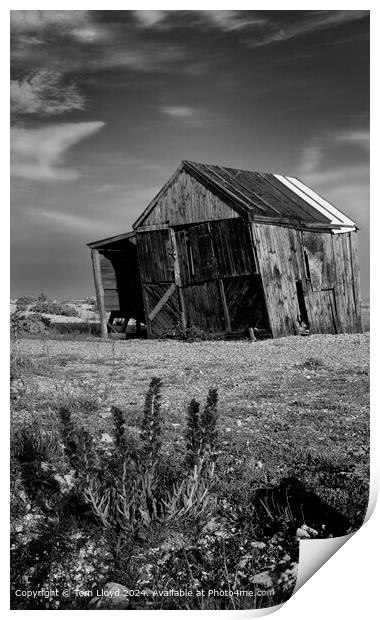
[16,332,369,429]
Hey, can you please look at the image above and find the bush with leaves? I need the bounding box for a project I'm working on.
[30,301,79,317]
[16,295,37,311]
[11,312,51,337]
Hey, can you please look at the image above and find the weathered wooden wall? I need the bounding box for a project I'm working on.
[136,218,267,337]
[251,223,362,336]
[141,170,239,227]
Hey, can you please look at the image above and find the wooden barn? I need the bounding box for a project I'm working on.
[87,161,362,339]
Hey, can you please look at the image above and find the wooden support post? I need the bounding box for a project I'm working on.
[218,279,231,333]
[169,228,187,330]
[91,249,108,339]
[248,327,257,341]
[141,284,153,339]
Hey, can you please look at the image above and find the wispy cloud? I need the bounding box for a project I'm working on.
[243,10,369,47]
[333,129,370,148]
[10,10,89,34]
[11,70,85,121]
[201,11,267,32]
[134,10,168,28]
[159,105,195,119]
[11,121,105,181]
[11,10,186,75]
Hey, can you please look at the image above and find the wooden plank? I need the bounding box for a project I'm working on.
[169,228,187,330]
[218,279,231,332]
[91,249,108,338]
[223,275,269,332]
[148,283,176,321]
[169,228,182,286]
[210,218,256,277]
[136,229,174,283]
[141,284,153,338]
[349,232,363,331]
[182,281,225,332]
[144,283,181,337]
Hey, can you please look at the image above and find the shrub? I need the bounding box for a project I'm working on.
[171,319,222,342]
[11,312,51,337]
[30,302,79,317]
[16,295,36,311]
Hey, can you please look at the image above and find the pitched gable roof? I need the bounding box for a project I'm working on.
[132,160,357,232]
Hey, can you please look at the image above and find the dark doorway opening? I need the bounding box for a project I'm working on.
[296,281,309,326]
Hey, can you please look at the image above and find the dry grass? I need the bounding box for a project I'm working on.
[13,333,369,497]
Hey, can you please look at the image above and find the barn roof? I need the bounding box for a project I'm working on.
[133,160,357,232]
[87,231,136,249]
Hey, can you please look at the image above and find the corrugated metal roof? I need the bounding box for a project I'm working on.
[183,161,357,232]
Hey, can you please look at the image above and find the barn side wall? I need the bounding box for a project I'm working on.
[141,170,239,227]
[251,223,362,337]
[135,217,269,337]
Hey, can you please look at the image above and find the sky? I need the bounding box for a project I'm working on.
[10,9,370,299]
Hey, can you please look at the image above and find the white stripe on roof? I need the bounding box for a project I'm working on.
[332,227,356,234]
[273,174,356,227]
[287,176,356,227]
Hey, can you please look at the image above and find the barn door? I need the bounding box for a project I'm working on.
[143,282,182,337]
[307,288,339,334]
[174,223,218,285]
[136,229,182,337]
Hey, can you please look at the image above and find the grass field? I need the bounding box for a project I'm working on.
[11,332,370,609]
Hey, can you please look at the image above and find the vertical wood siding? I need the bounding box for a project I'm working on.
[251,223,302,337]
[181,282,225,332]
[252,223,362,336]
[142,171,238,227]
[210,218,256,277]
[136,229,174,283]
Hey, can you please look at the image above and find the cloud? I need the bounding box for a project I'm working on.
[32,208,102,233]
[333,129,370,148]
[11,11,186,75]
[243,10,369,47]
[159,106,195,118]
[201,11,267,32]
[11,70,86,120]
[11,121,105,181]
[10,10,89,33]
[134,10,168,28]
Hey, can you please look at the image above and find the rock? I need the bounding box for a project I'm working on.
[251,571,273,587]
[90,582,129,609]
[100,433,114,444]
[296,524,318,539]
